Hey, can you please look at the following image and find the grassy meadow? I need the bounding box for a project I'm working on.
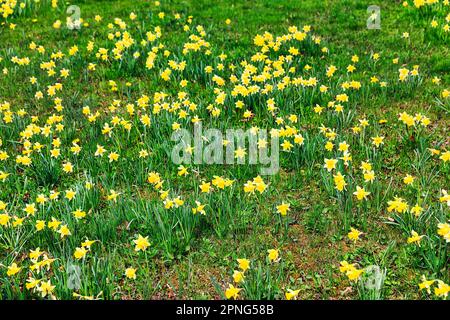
[0,0,449,300]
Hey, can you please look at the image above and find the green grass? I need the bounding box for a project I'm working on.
[0,0,448,300]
